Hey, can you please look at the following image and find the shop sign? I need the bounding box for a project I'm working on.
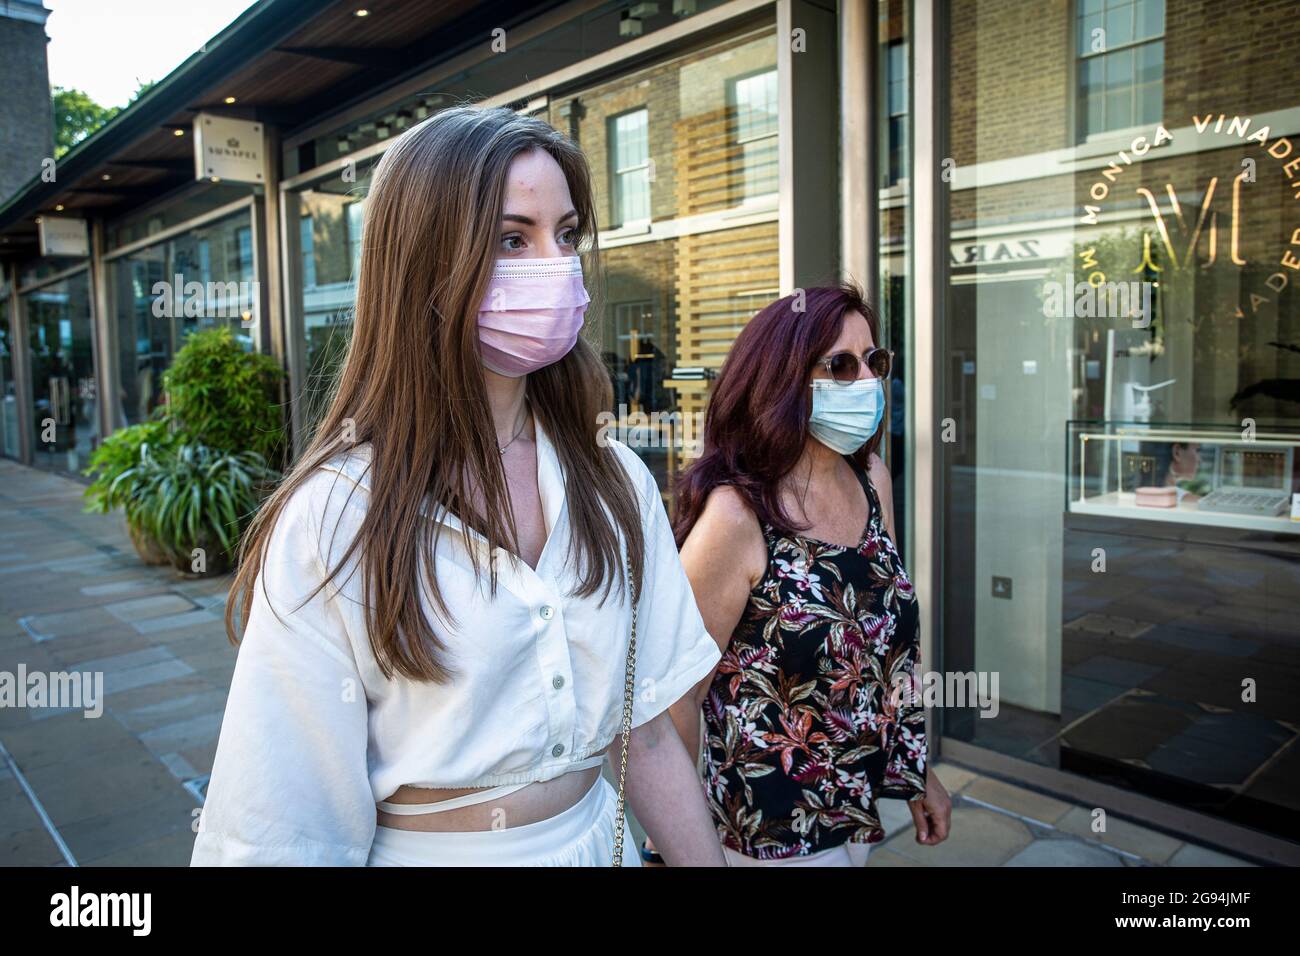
[37,216,89,257]
[193,113,264,184]
[1078,113,1300,323]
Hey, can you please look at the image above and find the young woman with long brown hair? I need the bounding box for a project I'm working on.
[190,106,725,867]
[658,285,952,866]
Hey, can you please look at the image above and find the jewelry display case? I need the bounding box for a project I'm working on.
[1066,421,1300,535]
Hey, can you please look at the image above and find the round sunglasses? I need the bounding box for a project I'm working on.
[815,347,893,384]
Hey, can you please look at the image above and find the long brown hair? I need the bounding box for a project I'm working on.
[227,106,646,682]
[671,283,884,546]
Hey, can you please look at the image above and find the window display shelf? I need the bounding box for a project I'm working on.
[1067,421,1300,537]
[1069,490,1299,534]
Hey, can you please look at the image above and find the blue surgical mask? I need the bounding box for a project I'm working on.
[808,377,885,454]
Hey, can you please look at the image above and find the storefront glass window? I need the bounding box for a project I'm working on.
[107,209,257,429]
[23,269,96,473]
[286,19,780,485]
[939,0,1300,840]
[548,22,779,493]
[1,296,17,459]
[105,182,255,251]
[283,162,373,437]
[18,256,86,289]
[879,0,911,555]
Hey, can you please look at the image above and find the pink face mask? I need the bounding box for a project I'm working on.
[477,256,590,377]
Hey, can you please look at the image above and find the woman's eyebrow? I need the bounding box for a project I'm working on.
[500,209,579,226]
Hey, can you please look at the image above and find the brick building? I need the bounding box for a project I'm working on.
[0,0,52,207]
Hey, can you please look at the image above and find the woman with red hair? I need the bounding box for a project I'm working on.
[659,284,951,866]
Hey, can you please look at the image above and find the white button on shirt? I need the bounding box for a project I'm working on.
[190,421,721,866]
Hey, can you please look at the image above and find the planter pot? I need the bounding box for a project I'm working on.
[170,542,232,578]
[127,520,171,566]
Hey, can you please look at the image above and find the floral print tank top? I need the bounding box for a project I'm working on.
[702,457,927,859]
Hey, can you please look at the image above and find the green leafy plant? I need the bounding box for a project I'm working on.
[82,417,177,514]
[162,326,286,462]
[117,442,278,573]
[82,418,182,565]
[82,328,286,575]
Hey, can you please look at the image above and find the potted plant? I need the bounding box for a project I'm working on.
[83,417,179,565]
[118,442,279,577]
[83,326,286,575]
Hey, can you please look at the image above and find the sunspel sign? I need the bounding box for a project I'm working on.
[37,216,89,257]
[193,113,265,184]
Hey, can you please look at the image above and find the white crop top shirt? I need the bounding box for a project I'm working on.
[190,422,721,866]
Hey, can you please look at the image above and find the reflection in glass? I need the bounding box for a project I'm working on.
[1076,0,1164,139]
[609,109,650,226]
[727,68,778,204]
[285,164,372,439]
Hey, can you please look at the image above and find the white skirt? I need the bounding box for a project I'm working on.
[723,842,871,866]
[366,774,643,867]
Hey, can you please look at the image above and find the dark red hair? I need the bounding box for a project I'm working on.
[671,283,884,547]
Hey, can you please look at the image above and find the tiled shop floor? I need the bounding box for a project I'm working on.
[0,460,1255,867]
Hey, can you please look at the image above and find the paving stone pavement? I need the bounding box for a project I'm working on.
[0,460,233,866]
[0,459,1256,867]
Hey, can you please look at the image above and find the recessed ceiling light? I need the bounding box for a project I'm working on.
[174,128,185,136]
[355,8,370,17]
[101,173,111,180]
[55,204,64,211]
[224,96,237,104]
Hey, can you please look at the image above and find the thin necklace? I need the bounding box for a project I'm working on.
[498,402,529,455]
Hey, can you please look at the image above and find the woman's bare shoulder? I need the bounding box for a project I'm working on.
[686,484,766,580]
[699,484,760,530]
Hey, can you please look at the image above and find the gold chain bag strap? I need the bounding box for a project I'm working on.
[610,538,637,868]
